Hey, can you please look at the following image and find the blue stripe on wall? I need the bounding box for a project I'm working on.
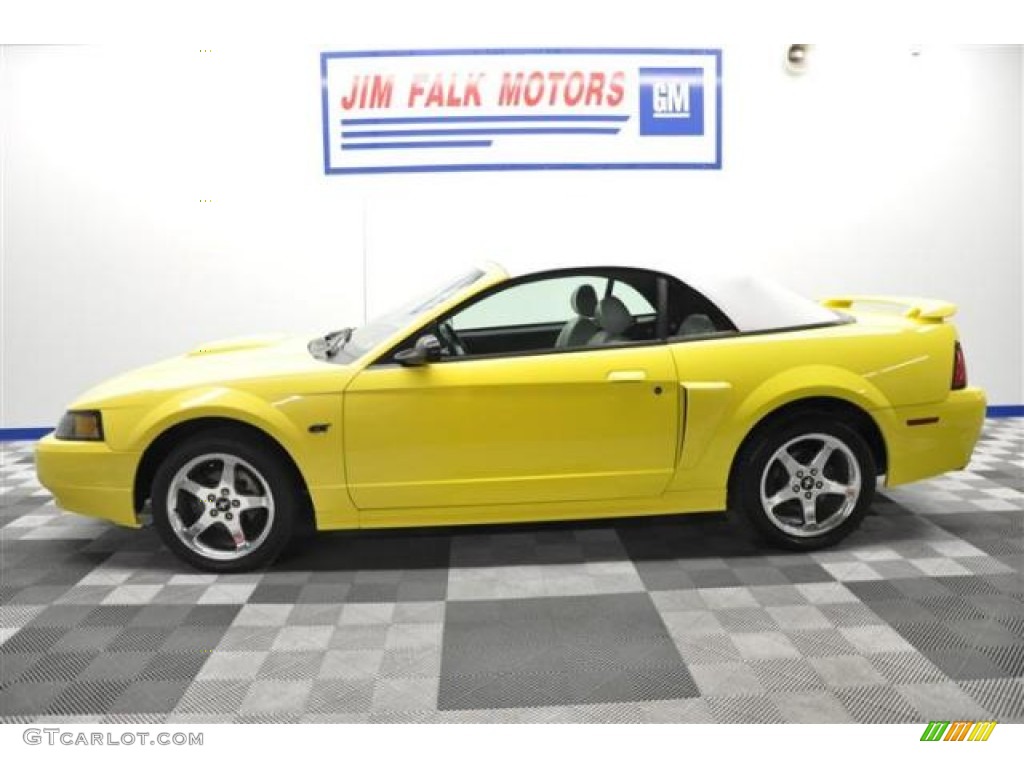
[987,404,1024,417]
[0,428,52,441]
[2,405,1022,441]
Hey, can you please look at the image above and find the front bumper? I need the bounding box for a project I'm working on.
[35,435,141,527]
[882,387,987,487]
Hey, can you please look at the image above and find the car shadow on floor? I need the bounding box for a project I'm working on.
[276,490,941,570]
[276,510,752,571]
[35,493,929,581]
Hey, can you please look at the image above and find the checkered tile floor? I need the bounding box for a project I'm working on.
[1,419,1021,723]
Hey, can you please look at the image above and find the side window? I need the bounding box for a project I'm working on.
[451,275,607,331]
[611,282,655,316]
[437,274,619,358]
[667,279,737,338]
[398,271,667,362]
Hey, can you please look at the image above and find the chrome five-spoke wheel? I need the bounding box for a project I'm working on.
[153,431,297,571]
[166,453,276,561]
[732,416,876,550]
[759,433,861,537]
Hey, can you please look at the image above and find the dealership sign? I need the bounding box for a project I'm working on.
[320,48,722,174]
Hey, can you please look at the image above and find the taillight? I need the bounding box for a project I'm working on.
[952,341,967,390]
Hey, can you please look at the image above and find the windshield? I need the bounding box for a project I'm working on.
[320,268,486,363]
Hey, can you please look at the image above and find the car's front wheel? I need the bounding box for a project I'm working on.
[151,430,296,571]
[730,416,876,550]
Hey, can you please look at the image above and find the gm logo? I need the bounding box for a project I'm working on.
[638,67,705,136]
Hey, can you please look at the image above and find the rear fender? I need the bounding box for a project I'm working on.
[734,365,891,427]
[673,365,891,491]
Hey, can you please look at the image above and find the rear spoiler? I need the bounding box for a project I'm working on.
[820,295,957,323]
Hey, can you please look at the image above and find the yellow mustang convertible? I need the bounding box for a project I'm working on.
[37,264,986,571]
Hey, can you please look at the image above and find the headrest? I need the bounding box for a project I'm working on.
[570,284,598,318]
[679,313,716,336]
[595,296,632,335]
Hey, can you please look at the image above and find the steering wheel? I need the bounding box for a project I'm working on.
[437,321,467,357]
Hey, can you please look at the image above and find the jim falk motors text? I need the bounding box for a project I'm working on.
[339,71,628,110]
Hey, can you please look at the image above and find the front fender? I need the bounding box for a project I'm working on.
[113,387,307,454]
[102,386,355,528]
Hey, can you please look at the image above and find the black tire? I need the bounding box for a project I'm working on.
[730,415,876,550]
[151,429,297,572]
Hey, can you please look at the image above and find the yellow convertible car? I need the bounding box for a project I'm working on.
[37,264,986,571]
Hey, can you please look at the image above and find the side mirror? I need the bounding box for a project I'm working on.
[395,334,442,367]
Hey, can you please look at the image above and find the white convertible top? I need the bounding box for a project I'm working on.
[495,261,843,334]
[682,271,843,332]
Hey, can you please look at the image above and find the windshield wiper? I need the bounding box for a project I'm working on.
[325,327,354,358]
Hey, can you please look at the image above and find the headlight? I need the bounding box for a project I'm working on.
[55,410,104,441]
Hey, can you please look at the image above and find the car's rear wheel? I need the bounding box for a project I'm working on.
[151,431,296,572]
[731,416,876,550]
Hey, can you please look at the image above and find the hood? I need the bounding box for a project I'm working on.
[71,333,342,407]
[185,334,294,356]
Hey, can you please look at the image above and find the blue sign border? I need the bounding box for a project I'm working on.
[320,48,723,175]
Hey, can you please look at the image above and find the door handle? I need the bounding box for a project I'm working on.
[606,370,647,382]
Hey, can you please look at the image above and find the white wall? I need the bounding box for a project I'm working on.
[2,43,1021,428]
[1,46,366,429]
